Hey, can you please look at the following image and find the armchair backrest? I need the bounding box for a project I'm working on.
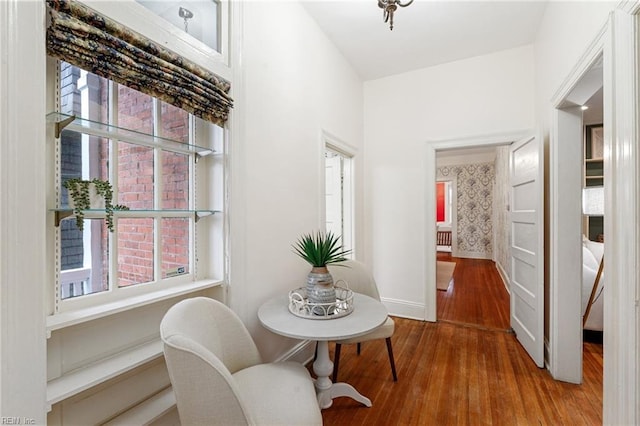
[329,260,381,301]
[160,297,263,425]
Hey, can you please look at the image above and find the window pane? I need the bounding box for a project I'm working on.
[58,63,112,301]
[117,218,155,287]
[162,150,189,209]
[162,218,190,279]
[118,142,154,209]
[60,219,109,300]
[136,0,220,52]
[160,103,190,210]
[118,85,153,134]
[161,102,190,143]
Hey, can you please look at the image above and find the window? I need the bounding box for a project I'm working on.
[55,61,224,309]
[436,181,452,225]
[136,0,222,53]
[325,146,354,256]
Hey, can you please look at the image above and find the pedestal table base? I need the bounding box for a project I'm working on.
[312,340,372,409]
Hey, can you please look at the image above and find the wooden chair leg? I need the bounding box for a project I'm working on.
[385,337,398,382]
[332,343,342,382]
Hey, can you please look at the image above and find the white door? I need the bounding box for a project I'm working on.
[510,134,544,367]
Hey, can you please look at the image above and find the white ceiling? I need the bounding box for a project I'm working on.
[302,0,549,81]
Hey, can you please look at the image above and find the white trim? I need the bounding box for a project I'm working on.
[549,105,585,383]
[550,23,608,107]
[495,260,511,295]
[322,130,357,257]
[46,339,164,408]
[103,387,176,426]
[381,297,426,321]
[424,129,530,323]
[0,0,47,421]
[617,0,640,15]
[547,9,607,387]
[272,340,315,365]
[47,279,224,334]
[454,250,492,260]
[603,9,639,424]
[322,129,359,157]
[426,129,532,149]
[81,0,232,81]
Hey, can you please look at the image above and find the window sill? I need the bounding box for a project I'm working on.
[47,339,164,410]
[46,279,224,336]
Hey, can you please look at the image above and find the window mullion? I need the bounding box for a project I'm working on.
[190,115,197,277]
[109,81,118,294]
[153,99,162,283]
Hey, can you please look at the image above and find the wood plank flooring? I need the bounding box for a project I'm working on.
[317,255,603,425]
[436,253,510,330]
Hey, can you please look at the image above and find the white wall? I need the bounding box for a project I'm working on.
[230,1,364,360]
[534,2,615,131]
[363,46,534,319]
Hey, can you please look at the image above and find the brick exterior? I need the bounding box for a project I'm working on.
[60,64,191,296]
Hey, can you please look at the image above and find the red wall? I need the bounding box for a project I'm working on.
[436,182,445,222]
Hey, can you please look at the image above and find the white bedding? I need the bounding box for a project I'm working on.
[582,238,604,331]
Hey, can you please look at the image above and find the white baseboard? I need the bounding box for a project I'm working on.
[495,260,511,294]
[455,250,492,260]
[380,297,427,321]
[273,340,315,365]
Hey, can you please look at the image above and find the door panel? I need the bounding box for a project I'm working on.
[510,134,544,367]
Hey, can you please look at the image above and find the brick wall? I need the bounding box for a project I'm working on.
[60,65,191,294]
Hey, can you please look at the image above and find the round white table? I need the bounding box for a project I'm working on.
[258,292,388,409]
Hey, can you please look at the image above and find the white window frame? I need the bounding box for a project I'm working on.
[47,1,229,315]
[322,131,356,257]
[83,0,231,81]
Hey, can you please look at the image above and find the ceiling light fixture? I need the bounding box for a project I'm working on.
[378,0,414,31]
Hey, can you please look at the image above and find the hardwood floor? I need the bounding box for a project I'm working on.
[436,253,510,330]
[317,255,603,425]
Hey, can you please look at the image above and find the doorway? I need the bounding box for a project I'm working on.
[550,52,604,384]
[434,144,511,331]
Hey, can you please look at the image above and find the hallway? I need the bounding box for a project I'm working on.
[319,255,604,425]
[436,253,510,330]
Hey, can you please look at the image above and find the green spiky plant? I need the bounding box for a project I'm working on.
[63,178,129,232]
[293,231,351,268]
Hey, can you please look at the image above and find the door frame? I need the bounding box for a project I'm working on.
[424,130,531,322]
[549,15,605,385]
[603,6,639,423]
[550,5,640,422]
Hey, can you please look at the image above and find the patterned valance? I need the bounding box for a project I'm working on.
[46,0,233,127]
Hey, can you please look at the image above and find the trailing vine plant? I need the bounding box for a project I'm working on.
[63,178,129,232]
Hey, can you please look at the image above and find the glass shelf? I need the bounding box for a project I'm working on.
[47,112,214,158]
[52,209,221,226]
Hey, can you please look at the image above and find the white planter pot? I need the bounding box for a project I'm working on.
[68,182,106,210]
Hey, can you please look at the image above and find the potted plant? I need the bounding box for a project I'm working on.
[63,178,129,232]
[293,231,351,312]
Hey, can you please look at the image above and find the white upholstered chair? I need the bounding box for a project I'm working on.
[328,260,398,382]
[160,297,322,426]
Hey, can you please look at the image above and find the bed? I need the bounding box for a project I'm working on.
[582,236,604,331]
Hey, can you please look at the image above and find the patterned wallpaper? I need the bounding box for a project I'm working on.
[437,162,495,258]
[493,146,511,284]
